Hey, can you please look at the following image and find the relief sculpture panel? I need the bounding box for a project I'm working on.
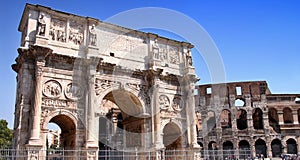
[49,18,66,42]
[69,20,84,45]
[169,46,180,64]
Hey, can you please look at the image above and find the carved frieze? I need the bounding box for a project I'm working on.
[65,83,83,100]
[42,98,67,108]
[43,80,62,98]
[49,18,66,42]
[69,20,84,45]
[95,79,121,95]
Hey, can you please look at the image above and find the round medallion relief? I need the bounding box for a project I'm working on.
[159,95,170,110]
[65,83,83,100]
[172,96,183,112]
[43,80,62,98]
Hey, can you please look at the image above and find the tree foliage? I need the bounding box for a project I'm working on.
[0,119,13,148]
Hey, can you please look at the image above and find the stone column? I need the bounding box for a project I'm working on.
[292,110,299,124]
[86,58,99,160]
[28,57,45,145]
[87,58,99,148]
[186,82,200,148]
[278,110,284,125]
[154,83,163,148]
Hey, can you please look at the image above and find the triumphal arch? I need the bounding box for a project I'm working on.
[12,4,200,159]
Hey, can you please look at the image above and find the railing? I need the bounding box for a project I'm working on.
[0,148,254,160]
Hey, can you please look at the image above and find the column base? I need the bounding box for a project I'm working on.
[27,138,42,146]
[25,144,43,160]
[86,146,98,160]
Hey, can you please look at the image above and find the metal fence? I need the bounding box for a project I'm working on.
[0,148,254,160]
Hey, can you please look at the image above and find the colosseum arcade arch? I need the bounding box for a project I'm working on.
[287,138,297,154]
[222,141,234,159]
[271,139,282,158]
[239,140,250,159]
[253,108,263,130]
[220,109,231,129]
[237,109,247,130]
[255,139,266,157]
[269,108,280,133]
[283,107,294,124]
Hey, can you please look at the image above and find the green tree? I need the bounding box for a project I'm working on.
[0,119,13,148]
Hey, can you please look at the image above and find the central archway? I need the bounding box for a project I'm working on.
[98,89,148,159]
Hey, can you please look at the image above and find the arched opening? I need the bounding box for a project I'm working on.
[271,139,282,157]
[239,140,251,159]
[47,115,76,159]
[220,109,231,128]
[269,108,280,133]
[98,89,147,159]
[255,139,266,157]
[223,141,234,160]
[206,111,216,132]
[235,99,245,107]
[287,139,297,154]
[253,108,263,129]
[163,122,182,159]
[283,108,293,124]
[237,109,248,130]
[208,141,218,160]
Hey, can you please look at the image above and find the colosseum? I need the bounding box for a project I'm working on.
[195,81,300,159]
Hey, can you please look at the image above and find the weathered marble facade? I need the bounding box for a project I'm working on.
[195,81,300,159]
[12,4,200,160]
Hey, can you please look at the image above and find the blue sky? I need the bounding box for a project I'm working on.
[0,0,299,128]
